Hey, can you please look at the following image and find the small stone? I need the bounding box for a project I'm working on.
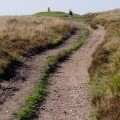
[6,110,9,113]
[40,107,45,110]
[63,111,67,114]
[69,109,73,112]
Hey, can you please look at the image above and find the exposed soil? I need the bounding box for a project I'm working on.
[0,29,84,120]
[36,26,106,120]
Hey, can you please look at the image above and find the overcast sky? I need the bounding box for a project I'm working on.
[0,0,120,15]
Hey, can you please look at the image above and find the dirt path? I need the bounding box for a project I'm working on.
[36,26,106,120]
[0,29,85,120]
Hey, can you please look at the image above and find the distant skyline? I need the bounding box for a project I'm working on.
[0,0,120,15]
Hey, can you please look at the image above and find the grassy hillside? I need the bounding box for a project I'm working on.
[35,11,81,21]
[0,16,76,79]
[84,9,120,120]
[95,9,120,21]
[35,11,68,18]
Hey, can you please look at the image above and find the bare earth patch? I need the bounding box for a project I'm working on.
[36,26,105,120]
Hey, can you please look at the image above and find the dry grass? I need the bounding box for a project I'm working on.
[95,9,120,21]
[0,16,76,77]
[85,10,120,120]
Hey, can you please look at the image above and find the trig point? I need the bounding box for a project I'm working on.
[48,7,50,12]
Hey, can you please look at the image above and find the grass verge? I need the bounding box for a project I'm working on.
[15,29,89,120]
[85,12,120,120]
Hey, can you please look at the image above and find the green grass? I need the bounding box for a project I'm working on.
[35,11,81,21]
[15,29,89,120]
[35,11,68,18]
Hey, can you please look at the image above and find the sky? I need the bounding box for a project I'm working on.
[0,0,120,15]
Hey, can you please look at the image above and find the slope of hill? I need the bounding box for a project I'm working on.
[84,9,120,120]
[0,9,119,120]
[35,11,81,21]
[0,16,76,79]
[0,11,89,120]
[35,11,68,18]
[95,9,120,21]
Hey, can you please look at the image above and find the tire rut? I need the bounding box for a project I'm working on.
[0,29,84,120]
[36,26,106,120]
